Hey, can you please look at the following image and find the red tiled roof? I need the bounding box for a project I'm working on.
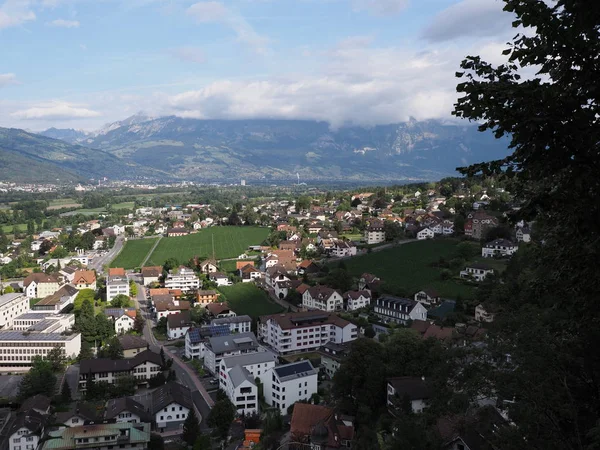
[108,267,126,277]
[74,270,96,285]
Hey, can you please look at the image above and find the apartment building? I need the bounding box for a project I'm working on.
[364,220,385,244]
[210,315,252,334]
[79,350,163,390]
[31,284,78,312]
[203,332,262,374]
[141,266,162,286]
[152,381,194,432]
[167,311,192,340]
[0,331,81,368]
[23,273,61,300]
[343,290,371,311]
[164,266,200,292]
[40,422,151,450]
[302,286,343,312]
[106,270,129,303]
[264,361,318,415]
[481,239,519,258]
[0,293,31,329]
[12,312,75,333]
[258,311,358,355]
[374,296,428,325]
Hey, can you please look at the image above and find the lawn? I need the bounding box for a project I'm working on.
[146,226,269,267]
[110,237,159,269]
[76,201,135,214]
[343,239,476,299]
[217,283,284,319]
[1,223,26,233]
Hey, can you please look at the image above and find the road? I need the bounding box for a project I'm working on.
[139,236,162,268]
[133,282,214,429]
[89,235,125,274]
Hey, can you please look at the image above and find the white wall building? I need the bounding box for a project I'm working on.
[343,290,371,311]
[164,267,200,292]
[152,381,193,432]
[416,227,435,240]
[302,286,344,312]
[203,332,263,374]
[0,331,81,368]
[460,264,495,282]
[258,311,358,355]
[364,221,385,244]
[0,293,30,329]
[104,309,136,334]
[210,315,252,334]
[106,275,129,303]
[264,360,318,415]
[167,311,192,340]
[482,239,519,258]
[12,312,75,333]
[374,296,428,325]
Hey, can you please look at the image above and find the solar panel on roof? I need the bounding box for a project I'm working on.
[207,324,230,336]
[275,361,313,378]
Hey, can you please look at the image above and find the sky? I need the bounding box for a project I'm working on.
[0,0,518,131]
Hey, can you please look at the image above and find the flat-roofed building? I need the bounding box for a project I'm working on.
[0,331,81,368]
[40,422,151,450]
[12,312,75,333]
[0,293,30,330]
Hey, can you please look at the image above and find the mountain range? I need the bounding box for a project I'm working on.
[0,115,510,183]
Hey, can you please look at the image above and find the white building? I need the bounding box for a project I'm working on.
[211,315,252,334]
[460,264,495,282]
[218,352,278,415]
[516,226,531,243]
[387,377,430,414]
[374,296,428,325]
[151,381,193,432]
[0,331,81,369]
[264,360,318,415]
[209,272,231,287]
[32,285,79,313]
[258,311,358,355]
[106,274,129,303]
[364,220,385,245]
[164,266,201,292]
[475,304,495,323]
[331,241,357,258]
[0,293,30,329]
[416,227,435,240]
[12,312,75,333]
[7,410,47,450]
[302,286,344,312]
[203,332,263,374]
[105,397,152,424]
[104,308,136,334]
[482,239,519,258]
[23,273,61,300]
[167,311,192,340]
[78,350,162,390]
[343,290,371,311]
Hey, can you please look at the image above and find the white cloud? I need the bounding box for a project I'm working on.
[352,0,409,16]
[187,1,269,55]
[422,0,513,42]
[48,18,79,27]
[0,73,18,87]
[170,47,206,64]
[11,101,100,120]
[0,0,36,29]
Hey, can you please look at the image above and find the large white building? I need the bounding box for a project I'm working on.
[258,311,358,355]
[482,239,519,258]
[0,331,81,368]
[210,315,252,334]
[106,273,129,303]
[264,360,318,415]
[12,312,75,333]
[374,296,428,325]
[343,290,372,311]
[302,286,344,312]
[364,220,385,245]
[0,293,30,329]
[167,311,192,340]
[104,308,136,334]
[164,266,200,292]
[23,273,61,300]
[203,332,263,374]
[79,350,162,390]
[218,352,278,415]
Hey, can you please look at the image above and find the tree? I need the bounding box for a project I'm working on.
[2,285,14,294]
[95,313,115,343]
[163,257,179,274]
[46,345,67,371]
[148,433,165,450]
[111,375,137,397]
[156,317,168,336]
[182,407,201,446]
[18,356,56,401]
[102,336,124,359]
[110,294,132,308]
[74,289,96,313]
[453,1,600,448]
[80,231,96,250]
[193,434,211,450]
[207,393,235,440]
[77,340,94,361]
[133,311,146,333]
[61,381,72,403]
[129,280,138,297]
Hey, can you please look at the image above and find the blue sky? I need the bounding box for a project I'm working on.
[0,0,516,130]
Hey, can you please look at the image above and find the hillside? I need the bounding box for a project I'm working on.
[43,117,511,182]
[0,127,158,182]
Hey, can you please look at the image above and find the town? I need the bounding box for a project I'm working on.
[0,176,530,450]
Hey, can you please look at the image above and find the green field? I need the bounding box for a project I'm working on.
[1,223,27,233]
[343,239,476,299]
[217,283,284,319]
[48,198,78,207]
[145,227,269,267]
[110,237,159,269]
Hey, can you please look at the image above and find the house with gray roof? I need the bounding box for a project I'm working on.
[150,382,193,432]
[203,331,263,374]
